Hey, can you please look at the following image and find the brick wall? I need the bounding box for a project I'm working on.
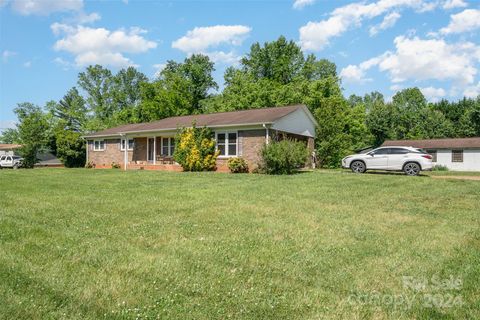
[238,129,266,171]
[87,139,133,168]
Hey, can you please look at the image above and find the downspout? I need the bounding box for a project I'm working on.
[85,137,88,166]
[122,134,128,171]
[263,123,270,145]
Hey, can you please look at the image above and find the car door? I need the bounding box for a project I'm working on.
[388,148,409,170]
[365,148,389,169]
[4,156,13,167]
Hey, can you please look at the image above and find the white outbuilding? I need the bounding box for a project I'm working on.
[382,137,480,172]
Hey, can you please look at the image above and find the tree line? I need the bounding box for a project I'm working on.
[1,36,479,168]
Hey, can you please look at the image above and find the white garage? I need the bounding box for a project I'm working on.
[382,137,480,172]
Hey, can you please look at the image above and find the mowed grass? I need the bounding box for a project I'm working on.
[0,169,479,319]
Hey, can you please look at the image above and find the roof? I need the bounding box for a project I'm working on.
[85,104,315,138]
[0,144,22,150]
[382,137,480,149]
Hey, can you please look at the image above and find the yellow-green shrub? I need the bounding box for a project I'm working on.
[174,123,219,171]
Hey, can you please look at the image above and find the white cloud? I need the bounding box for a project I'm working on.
[2,50,16,62]
[442,0,468,10]
[370,11,401,36]
[204,51,241,65]
[463,82,480,98]
[390,84,404,91]
[51,24,157,68]
[10,0,83,15]
[340,56,384,83]
[74,12,101,24]
[420,86,447,101]
[293,0,316,10]
[299,0,436,51]
[440,9,480,34]
[172,25,251,53]
[23,61,32,68]
[53,57,72,70]
[343,36,480,94]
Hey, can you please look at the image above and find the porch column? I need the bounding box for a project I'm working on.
[123,135,128,171]
[153,136,156,165]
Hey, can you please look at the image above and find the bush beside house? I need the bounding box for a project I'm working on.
[258,139,309,174]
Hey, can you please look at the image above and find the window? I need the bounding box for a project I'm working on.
[161,137,175,156]
[93,140,105,151]
[452,150,463,162]
[120,138,134,151]
[426,149,437,162]
[370,148,390,155]
[216,131,237,157]
[389,148,409,155]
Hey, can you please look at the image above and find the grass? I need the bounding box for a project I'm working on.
[0,169,479,319]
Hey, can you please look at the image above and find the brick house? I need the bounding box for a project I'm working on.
[84,104,317,171]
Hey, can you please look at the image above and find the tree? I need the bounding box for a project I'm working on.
[0,128,20,144]
[49,87,87,132]
[110,67,148,124]
[77,65,113,125]
[14,103,49,168]
[241,36,305,84]
[139,54,217,120]
[55,130,85,167]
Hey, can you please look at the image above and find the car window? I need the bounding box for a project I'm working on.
[0,155,5,160]
[6,156,12,161]
[372,148,390,155]
[390,148,409,154]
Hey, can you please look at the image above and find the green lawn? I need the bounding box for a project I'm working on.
[0,169,479,319]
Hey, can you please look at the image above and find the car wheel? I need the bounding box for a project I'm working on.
[13,164,18,170]
[403,162,420,176]
[350,160,366,174]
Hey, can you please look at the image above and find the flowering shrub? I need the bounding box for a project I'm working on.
[173,123,219,171]
[227,157,249,173]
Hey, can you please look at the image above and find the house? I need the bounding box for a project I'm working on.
[382,137,480,171]
[0,144,22,156]
[84,104,317,171]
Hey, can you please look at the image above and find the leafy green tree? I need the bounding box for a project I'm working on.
[0,128,20,144]
[14,103,49,168]
[111,67,148,124]
[55,130,85,167]
[139,54,217,120]
[241,36,305,84]
[77,65,113,125]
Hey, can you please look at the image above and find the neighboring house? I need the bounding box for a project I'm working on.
[84,104,317,171]
[0,144,63,167]
[35,151,64,167]
[382,137,480,171]
[0,144,22,155]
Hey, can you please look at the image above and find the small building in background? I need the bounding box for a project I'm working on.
[0,144,22,155]
[382,137,480,171]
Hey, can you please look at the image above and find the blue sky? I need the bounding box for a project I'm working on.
[1,0,479,130]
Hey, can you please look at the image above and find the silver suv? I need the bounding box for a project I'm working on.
[0,155,23,169]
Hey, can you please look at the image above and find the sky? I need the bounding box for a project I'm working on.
[1,0,479,131]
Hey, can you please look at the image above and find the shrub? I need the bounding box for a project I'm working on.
[56,131,86,168]
[432,164,449,171]
[173,123,219,171]
[111,162,121,169]
[227,157,249,173]
[258,139,310,174]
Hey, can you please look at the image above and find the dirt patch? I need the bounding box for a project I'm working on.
[431,175,480,181]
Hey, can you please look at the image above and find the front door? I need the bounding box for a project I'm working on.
[148,138,154,162]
